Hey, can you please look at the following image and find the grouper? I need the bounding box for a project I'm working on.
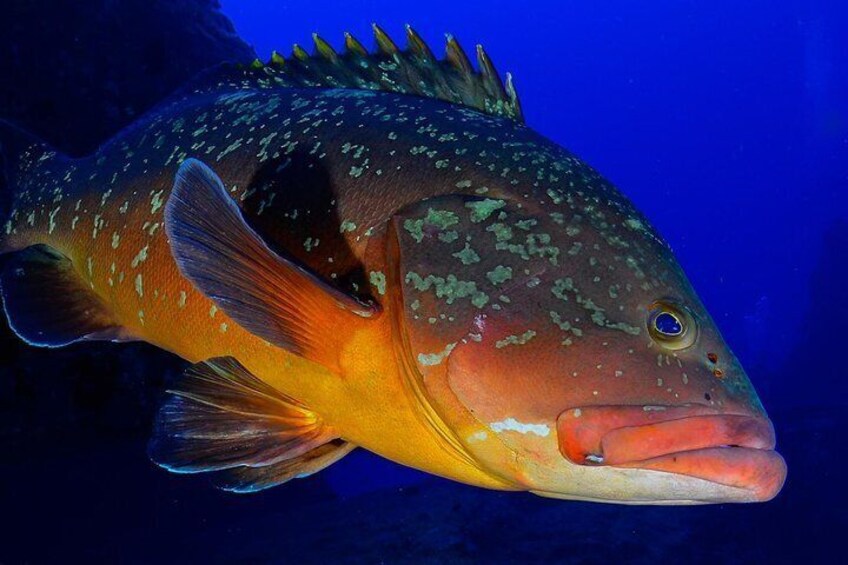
[0,25,786,504]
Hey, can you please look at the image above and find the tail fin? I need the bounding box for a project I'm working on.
[0,121,59,253]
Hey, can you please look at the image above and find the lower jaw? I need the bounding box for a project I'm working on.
[531,487,756,505]
[615,446,787,502]
[526,448,787,505]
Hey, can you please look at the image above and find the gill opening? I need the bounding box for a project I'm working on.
[383,212,514,488]
[389,299,480,471]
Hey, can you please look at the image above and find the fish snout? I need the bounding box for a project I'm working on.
[556,405,787,502]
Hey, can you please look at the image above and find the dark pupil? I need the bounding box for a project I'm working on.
[655,312,683,336]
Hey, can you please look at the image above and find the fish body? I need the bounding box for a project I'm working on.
[1,86,522,489]
[0,28,785,503]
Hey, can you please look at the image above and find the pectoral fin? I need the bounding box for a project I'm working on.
[165,158,379,371]
[0,244,134,347]
[149,357,353,492]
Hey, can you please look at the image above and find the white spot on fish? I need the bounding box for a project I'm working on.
[490,418,551,437]
[417,342,457,366]
[150,190,165,215]
[131,245,149,268]
[48,206,60,234]
[135,274,144,297]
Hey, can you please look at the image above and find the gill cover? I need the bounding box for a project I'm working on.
[388,193,587,473]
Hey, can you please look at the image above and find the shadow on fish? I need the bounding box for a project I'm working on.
[0,24,786,504]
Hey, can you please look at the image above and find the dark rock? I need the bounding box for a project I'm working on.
[0,0,256,156]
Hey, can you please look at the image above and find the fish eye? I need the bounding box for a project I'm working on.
[654,312,683,336]
[647,301,698,350]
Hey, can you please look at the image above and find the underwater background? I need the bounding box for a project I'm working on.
[0,0,846,562]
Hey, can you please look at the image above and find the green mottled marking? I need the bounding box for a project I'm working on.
[466,198,506,223]
[406,272,489,308]
[369,271,387,295]
[452,243,481,265]
[486,222,513,242]
[486,265,513,286]
[438,230,459,243]
[525,233,560,265]
[550,310,571,331]
[403,208,460,243]
[495,330,537,349]
[304,237,319,252]
[546,188,564,205]
[552,278,575,302]
[550,310,583,343]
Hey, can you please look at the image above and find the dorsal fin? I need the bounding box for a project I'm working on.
[217,25,523,123]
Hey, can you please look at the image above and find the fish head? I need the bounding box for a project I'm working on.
[387,180,785,504]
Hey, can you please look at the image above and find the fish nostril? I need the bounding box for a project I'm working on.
[707,352,718,364]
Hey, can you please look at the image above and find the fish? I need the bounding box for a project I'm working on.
[0,25,786,504]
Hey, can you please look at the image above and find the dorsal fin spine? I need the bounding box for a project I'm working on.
[292,44,309,61]
[344,32,368,56]
[270,50,285,67]
[445,34,473,76]
[372,23,399,55]
[505,72,521,116]
[238,26,524,123]
[312,33,338,63]
[406,24,434,62]
[476,44,505,100]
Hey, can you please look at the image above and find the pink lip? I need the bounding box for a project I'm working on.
[557,405,787,501]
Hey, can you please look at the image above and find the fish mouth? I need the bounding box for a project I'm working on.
[556,405,787,502]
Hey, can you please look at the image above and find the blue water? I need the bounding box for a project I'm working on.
[2,1,847,562]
